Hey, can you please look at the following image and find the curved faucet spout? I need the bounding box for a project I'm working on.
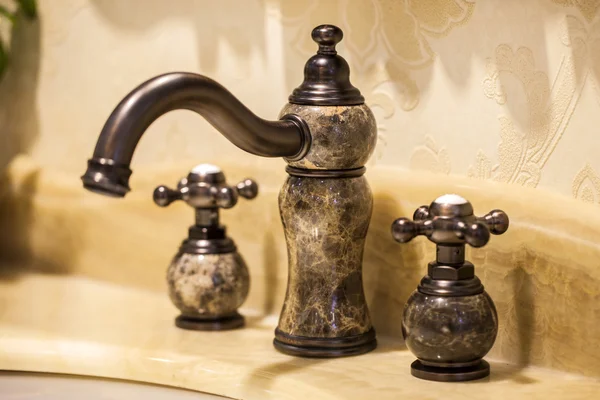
[81,72,309,197]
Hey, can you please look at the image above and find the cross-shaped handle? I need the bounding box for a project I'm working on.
[391,194,508,248]
[152,164,258,210]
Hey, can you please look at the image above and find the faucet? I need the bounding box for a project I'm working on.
[391,195,509,381]
[82,25,378,357]
[82,73,310,197]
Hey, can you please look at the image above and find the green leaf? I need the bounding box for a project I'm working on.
[0,40,8,81]
[0,4,16,23]
[15,0,36,19]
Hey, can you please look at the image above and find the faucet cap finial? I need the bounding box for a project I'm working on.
[289,24,364,106]
[312,25,343,55]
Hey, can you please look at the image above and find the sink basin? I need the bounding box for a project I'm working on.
[0,372,228,399]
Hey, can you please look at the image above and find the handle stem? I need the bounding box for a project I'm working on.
[195,208,220,227]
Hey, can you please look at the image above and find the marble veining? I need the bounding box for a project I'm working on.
[280,104,377,170]
[277,175,373,337]
[167,252,249,318]
[402,291,498,364]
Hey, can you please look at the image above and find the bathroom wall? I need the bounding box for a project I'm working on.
[1,0,600,201]
[1,0,600,378]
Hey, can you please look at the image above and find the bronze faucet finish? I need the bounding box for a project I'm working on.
[392,194,509,381]
[81,25,378,357]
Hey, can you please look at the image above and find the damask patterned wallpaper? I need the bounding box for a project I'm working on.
[1,0,599,202]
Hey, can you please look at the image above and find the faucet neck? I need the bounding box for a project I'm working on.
[82,72,310,197]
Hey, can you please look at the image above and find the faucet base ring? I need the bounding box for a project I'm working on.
[410,359,490,382]
[175,312,244,331]
[273,328,377,358]
[285,165,366,178]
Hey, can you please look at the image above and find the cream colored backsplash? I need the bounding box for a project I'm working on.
[0,0,598,200]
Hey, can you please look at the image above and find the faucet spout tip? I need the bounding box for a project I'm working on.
[81,158,132,197]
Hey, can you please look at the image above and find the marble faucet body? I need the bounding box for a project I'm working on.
[81,25,378,357]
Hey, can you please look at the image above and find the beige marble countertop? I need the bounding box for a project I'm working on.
[0,271,599,399]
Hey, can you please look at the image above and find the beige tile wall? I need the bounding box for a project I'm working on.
[1,0,599,201]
